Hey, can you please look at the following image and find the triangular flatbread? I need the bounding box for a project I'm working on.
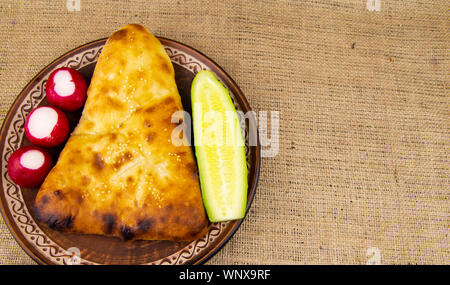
[34,24,208,241]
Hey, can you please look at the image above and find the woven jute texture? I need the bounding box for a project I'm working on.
[0,0,448,265]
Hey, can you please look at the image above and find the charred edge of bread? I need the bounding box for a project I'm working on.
[33,205,74,231]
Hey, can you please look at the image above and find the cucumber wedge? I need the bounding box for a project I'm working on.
[191,70,247,222]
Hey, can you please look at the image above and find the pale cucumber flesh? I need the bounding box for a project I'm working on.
[191,70,247,222]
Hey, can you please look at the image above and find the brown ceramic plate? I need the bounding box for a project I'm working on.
[0,38,260,265]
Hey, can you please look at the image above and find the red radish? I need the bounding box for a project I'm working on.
[46,67,87,111]
[25,106,69,147]
[7,145,52,188]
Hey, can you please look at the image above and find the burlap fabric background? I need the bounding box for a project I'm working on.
[0,0,448,265]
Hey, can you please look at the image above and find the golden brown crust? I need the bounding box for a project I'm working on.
[34,24,208,241]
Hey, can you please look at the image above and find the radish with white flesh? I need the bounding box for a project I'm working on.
[25,106,69,147]
[7,145,52,188]
[46,67,87,111]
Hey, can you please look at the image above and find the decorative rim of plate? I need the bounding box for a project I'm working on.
[0,37,260,265]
